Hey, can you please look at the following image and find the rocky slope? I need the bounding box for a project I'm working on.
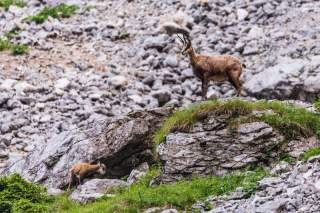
[1,0,320,212]
[2,99,319,209]
[1,0,320,171]
[204,158,320,213]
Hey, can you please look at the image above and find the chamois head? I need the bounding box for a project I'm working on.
[97,161,106,175]
[177,34,193,56]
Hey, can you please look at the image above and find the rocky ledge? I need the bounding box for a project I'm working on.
[2,99,319,208]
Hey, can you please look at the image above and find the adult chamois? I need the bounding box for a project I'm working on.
[177,34,246,99]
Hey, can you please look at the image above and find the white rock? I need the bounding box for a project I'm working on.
[8,5,23,16]
[0,79,17,91]
[40,115,51,123]
[129,95,143,104]
[70,179,129,204]
[48,188,65,196]
[55,78,70,90]
[237,9,249,21]
[14,81,36,93]
[109,75,128,88]
[247,26,264,38]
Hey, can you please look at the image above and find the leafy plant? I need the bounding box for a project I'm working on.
[25,4,78,24]
[11,44,28,55]
[0,0,26,10]
[0,174,52,213]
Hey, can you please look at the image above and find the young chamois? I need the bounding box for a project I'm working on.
[67,162,106,191]
[177,34,246,99]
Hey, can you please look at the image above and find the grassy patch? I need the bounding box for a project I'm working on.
[280,154,295,164]
[0,0,26,10]
[154,99,320,145]
[0,174,52,213]
[25,4,78,24]
[315,100,320,112]
[52,167,266,212]
[300,147,320,162]
[0,38,28,55]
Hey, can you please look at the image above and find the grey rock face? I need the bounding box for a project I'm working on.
[245,56,320,101]
[127,162,149,184]
[2,107,173,190]
[207,159,320,213]
[158,115,284,182]
[70,179,129,204]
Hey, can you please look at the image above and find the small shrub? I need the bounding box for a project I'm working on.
[0,0,26,10]
[0,174,52,213]
[0,38,11,51]
[300,147,320,162]
[11,44,28,55]
[25,4,78,24]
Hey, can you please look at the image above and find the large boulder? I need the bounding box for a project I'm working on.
[1,107,173,190]
[245,56,320,102]
[158,117,285,182]
[70,179,129,204]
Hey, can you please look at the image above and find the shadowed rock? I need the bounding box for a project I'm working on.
[2,107,174,190]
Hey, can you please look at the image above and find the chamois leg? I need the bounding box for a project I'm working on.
[201,78,208,100]
[67,176,72,191]
[76,175,81,186]
[227,71,242,97]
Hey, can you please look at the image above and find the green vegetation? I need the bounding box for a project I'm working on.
[0,0,26,10]
[0,37,28,55]
[51,167,266,212]
[280,154,295,164]
[11,43,28,55]
[25,4,78,24]
[300,147,320,162]
[315,100,320,112]
[0,174,52,213]
[154,99,320,145]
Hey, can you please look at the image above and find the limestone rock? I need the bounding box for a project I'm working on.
[70,179,129,204]
[2,107,173,190]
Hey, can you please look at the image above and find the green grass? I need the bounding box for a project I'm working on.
[300,147,320,162]
[11,43,28,55]
[0,174,52,213]
[315,100,320,112]
[279,154,295,164]
[0,38,28,55]
[4,29,20,40]
[25,4,78,24]
[51,167,266,213]
[154,99,320,145]
[0,0,26,10]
